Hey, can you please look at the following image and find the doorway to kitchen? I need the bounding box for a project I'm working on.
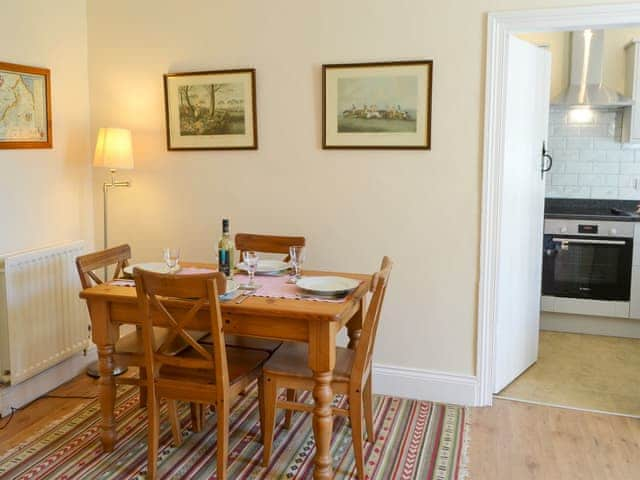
[478,4,640,414]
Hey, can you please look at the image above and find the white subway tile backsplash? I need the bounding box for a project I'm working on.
[618,175,637,188]
[592,163,620,174]
[546,108,632,199]
[545,186,564,198]
[580,125,610,137]
[566,137,594,151]
[578,174,605,186]
[554,151,579,162]
[618,188,640,200]
[563,162,592,174]
[552,174,578,186]
[548,138,565,151]
[590,187,619,199]
[620,163,640,175]
[563,186,591,198]
[579,151,606,163]
[593,138,622,150]
[606,151,634,163]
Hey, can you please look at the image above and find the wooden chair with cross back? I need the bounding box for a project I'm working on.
[134,268,269,480]
[260,256,392,479]
[76,244,191,407]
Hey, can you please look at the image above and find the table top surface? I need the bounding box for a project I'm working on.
[79,264,372,322]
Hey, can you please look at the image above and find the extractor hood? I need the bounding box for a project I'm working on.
[551,30,633,108]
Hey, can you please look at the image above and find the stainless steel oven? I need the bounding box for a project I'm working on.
[542,220,633,301]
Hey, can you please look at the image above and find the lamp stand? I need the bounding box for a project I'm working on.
[87,168,131,379]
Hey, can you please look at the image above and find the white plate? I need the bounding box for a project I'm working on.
[296,276,360,295]
[221,279,239,297]
[124,263,171,275]
[123,264,238,298]
[236,259,289,274]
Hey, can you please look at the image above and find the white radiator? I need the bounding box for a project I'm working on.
[0,241,89,385]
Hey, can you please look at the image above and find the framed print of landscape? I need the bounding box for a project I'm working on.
[164,68,257,150]
[0,62,52,149]
[323,60,432,149]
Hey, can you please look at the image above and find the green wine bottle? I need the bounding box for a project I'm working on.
[218,218,235,278]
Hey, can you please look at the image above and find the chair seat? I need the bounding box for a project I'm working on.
[116,327,207,356]
[159,345,270,385]
[263,342,354,383]
[200,334,282,354]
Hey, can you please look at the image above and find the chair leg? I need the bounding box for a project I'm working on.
[257,376,266,442]
[349,391,366,480]
[167,399,183,447]
[363,374,375,443]
[190,403,203,433]
[146,389,160,480]
[262,375,278,467]
[216,396,230,480]
[284,389,296,429]
[139,366,147,408]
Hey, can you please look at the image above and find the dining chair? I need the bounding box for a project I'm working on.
[77,245,189,407]
[201,233,306,356]
[260,256,392,479]
[134,269,269,480]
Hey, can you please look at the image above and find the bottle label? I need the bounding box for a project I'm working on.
[218,249,230,276]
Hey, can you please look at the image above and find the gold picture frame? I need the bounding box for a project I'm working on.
[0,62,52,149]
[163,68,258,150]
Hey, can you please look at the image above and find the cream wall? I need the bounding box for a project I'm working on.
[0,1,93,255]
[86,0,634,379]
[520,27,640,99]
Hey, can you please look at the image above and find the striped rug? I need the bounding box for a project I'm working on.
[0,384,469,479]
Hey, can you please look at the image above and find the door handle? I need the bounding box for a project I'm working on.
[541,141,553,179]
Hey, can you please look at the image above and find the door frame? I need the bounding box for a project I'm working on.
[478,3,640,406]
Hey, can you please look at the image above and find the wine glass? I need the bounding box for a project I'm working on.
[243,250,260,289]
[163,247,181,273]
[289,245,305,281]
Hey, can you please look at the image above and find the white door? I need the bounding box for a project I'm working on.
[494,36,552,393]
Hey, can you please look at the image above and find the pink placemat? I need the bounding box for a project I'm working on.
[233,274,358,303]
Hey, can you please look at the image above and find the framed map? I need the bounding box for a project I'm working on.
[323,60,432,149]
[0,62,52,149]
[163,69,257,150]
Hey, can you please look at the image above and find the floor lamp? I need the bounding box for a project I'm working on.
[87,127,134,378]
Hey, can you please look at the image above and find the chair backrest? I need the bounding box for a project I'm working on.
[76,244,131,289]
[133,269,229,390]
[235,233,306,262]
[351,257,393,387]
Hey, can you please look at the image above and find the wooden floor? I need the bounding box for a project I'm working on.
[1,375,639,479]
[470,398,640,480]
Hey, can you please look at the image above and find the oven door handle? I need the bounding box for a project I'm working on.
[551,238,628,246]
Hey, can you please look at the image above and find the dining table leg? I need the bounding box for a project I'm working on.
[309,322,336,480]
[347,297,365,350]
[98,345,117,451]
[89,300,119,452]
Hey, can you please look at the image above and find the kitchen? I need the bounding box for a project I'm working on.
[496,27,640,417]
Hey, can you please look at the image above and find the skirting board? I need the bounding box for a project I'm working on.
[0,346,97,417]
[373,363,478,406]
[541,312,640,339]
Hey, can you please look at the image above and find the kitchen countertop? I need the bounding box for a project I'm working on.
[544,198,640,222]
[544,212,640,222]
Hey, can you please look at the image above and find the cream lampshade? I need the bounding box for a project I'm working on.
[93,127,134,170]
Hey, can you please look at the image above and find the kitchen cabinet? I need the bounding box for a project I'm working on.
[623,40,640,144]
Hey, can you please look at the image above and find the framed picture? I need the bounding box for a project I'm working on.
[163,68,257,150]
[323,60,433,149]
[0,62,52,149]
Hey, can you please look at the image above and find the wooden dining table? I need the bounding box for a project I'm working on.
[79,264,371,480]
